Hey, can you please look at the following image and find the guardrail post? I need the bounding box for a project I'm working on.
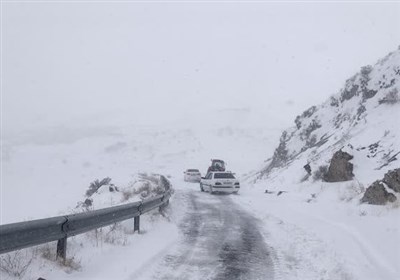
[134,216,140,233]
[56,237,67,261]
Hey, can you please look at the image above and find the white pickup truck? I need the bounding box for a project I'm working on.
[200,171,240,194]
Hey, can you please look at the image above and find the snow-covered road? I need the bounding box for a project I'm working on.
[132,187,275,280]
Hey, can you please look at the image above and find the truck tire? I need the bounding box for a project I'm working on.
[200,183,204,192]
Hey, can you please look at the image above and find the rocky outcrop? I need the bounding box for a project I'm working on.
[324,151,354,182]
[361,181,397,205]
[383,168,400,193]
[361,169,399,205]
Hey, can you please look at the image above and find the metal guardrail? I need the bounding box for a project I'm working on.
[0,176,172,260]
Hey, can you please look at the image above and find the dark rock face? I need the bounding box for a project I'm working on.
[383,168,400,193]
[361,181,397,205]
[324,151,354,182]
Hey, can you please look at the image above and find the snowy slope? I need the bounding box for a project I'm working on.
[242,47,400,280]
[257,47,400,188]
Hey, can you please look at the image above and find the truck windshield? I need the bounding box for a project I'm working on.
[214,173,235,179]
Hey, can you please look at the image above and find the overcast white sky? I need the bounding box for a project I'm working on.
[2,1,400,132]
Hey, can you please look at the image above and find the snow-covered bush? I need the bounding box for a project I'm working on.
[85,177,112,197]
[121,173,169,202]
[74,173,172,252]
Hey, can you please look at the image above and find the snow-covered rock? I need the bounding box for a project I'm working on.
[361,168,400,205]
[383,168,400,193]
[361,180,397,205]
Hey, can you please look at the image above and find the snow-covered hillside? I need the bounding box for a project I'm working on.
[257,47,400,190]
[239,47,400,280]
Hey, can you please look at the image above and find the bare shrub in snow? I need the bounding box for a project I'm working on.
[104,223,128,245]
[61,256,82,272]
[359,210,367,216]
[313,165,328,181]
[85,177,112,197]
[86,223,128,248]
[39,243,56,261]
[0,250,34,278]
[38,243,81,271]
[378,88,399,104]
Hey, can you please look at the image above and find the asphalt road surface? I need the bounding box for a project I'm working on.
[134,189,275,280]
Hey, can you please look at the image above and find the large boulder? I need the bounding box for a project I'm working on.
[383,168,400,193]
[361,181,397,205]
[324,150,354,182]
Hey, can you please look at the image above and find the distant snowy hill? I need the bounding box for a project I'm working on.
[256,47,400,190]
[2,106,284,224]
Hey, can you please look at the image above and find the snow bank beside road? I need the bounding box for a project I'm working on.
[0,177,185,280]
[233,182,400,280]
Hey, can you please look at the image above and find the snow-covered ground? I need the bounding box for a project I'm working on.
[234,181,400,280]
[2,49,400,279]
[1,113,399,280]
